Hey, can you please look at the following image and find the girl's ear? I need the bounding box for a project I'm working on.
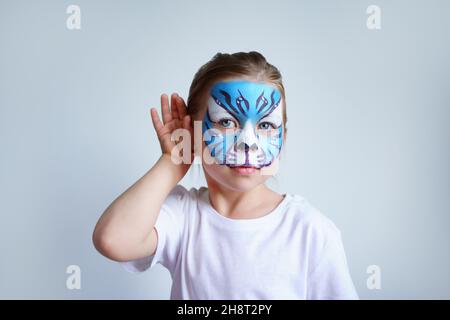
[282,125,287,145]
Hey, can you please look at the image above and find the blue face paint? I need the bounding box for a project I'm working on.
[202,80,283,168]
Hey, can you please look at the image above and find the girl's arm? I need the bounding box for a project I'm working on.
[92,93,192,262]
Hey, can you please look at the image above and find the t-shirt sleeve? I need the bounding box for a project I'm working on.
[306,222,359,300]
[121,184,191,276]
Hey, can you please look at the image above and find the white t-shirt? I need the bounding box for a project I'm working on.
[122,185,358,300]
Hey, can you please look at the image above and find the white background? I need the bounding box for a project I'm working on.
[1,0,449,299]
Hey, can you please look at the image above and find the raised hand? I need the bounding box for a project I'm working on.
[150,93,193,172]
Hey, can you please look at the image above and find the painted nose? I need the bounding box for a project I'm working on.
[235,121,259,152]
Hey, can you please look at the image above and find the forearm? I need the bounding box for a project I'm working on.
[93,154,183,260]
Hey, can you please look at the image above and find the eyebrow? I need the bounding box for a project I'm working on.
[206,103,239,124]
[211,92,240,119]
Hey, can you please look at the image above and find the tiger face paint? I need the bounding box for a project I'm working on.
[202,80,283,168]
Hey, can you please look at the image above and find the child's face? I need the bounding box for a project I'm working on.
[200,79,284,191]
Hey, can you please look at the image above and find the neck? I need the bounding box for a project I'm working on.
[205,175,274,219]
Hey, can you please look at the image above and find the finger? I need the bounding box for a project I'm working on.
[165,120,178,133]
[183,115,194,156]
[183,115,192,131]
[150,107,164,133]
[176,95,187,119]
[182,115,194,139]
[160,94,172,124]
[171,93,180,120]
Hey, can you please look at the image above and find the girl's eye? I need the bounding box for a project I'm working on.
[258,122,276,130]
[218,119,236,128]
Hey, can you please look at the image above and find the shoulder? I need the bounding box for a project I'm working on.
[163,184,205,209]
[282,194,353,278]
[167,184,205,200]
[282,193,342,247]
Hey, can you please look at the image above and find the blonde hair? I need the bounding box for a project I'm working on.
[187,51,287,136]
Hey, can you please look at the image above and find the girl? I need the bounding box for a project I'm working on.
[93,51,358,300]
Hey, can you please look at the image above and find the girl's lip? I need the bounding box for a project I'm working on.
[229,166,260,174]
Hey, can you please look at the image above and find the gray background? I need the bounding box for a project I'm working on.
[1,0,449,299]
